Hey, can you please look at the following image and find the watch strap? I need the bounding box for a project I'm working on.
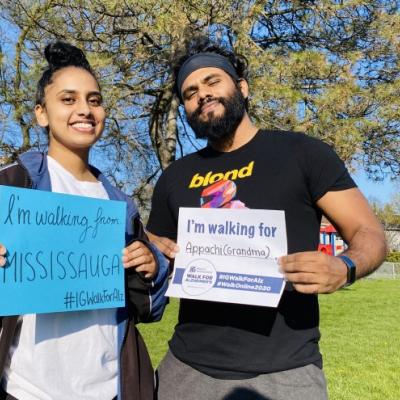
[338,255,356,287]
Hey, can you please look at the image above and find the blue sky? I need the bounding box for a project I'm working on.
[1,16,398,205]
[352,170,398,204]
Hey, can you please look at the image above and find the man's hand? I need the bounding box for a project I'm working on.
[0,244,6,267]
[146,231,179,259]
[278,251,348,294]
[122,241,157,279]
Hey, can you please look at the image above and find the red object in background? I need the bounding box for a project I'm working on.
[318,243,333,255]
[320,225,337,233]
[319,224,342,256]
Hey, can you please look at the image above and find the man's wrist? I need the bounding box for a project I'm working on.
[338,255,357,287]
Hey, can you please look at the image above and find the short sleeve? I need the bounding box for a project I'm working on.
[147,169,178,240]
[299,136,357,202]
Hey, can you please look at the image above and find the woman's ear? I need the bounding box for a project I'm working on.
[237,78,249,99]
[34,104,49,128]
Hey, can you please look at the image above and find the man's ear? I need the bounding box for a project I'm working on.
[34,104,49,128]
[237,78,249,99]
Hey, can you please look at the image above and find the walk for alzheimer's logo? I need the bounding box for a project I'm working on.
[181,259,217,296]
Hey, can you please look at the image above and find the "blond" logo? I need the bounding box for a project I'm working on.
[189,161,254,188]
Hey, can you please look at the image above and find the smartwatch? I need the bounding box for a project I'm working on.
[338,255,356,287]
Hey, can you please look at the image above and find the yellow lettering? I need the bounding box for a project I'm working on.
[188,161,255,188]
[204,171,212,186]
[238,161,254,178]
[189,173,204,188]
[224,170,238,180]
[209,173,224,184]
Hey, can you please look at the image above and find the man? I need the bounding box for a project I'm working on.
[146,37,387,400]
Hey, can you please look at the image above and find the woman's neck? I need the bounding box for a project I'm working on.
[48,146,97,182]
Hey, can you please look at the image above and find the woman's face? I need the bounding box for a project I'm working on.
[35,66,105,153]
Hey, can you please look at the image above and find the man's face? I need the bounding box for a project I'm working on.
[181,67,247,143]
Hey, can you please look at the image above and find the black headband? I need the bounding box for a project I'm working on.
[177,52,239,99]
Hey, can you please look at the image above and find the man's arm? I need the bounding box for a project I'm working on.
[279,188,388,294]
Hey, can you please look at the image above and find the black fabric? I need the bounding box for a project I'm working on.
[120,324,155,400]
[147,130,356,379]
[0,386,18,400]
[0,163,31,189]
[177,52,239,98]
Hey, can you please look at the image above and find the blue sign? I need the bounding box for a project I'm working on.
[0,185,126,316]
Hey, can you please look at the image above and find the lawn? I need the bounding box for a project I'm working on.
[138,279,399,399]
[319,279,400,399]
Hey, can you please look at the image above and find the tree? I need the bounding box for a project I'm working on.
[371,193,400,251]
[0,1,399,214]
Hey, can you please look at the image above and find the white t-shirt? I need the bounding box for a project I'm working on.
[4,156,118,400]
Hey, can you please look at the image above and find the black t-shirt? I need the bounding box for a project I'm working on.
[147,130,356,379]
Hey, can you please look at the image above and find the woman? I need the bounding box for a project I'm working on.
[0,41,168,400]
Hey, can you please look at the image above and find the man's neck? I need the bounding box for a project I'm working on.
[210,113,259,152]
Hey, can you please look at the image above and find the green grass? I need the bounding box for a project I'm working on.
[138,279,400,399]
[139,297,179,366]
[319,279,400,399]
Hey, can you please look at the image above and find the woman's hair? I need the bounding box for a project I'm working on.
[35,41,97,105]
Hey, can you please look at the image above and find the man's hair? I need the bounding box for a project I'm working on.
[171,35,249,98]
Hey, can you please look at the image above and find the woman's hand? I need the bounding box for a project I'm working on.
[122,241,157,279]
[0,244,6,267]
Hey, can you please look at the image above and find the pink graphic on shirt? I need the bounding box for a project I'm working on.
[200,180,246,209]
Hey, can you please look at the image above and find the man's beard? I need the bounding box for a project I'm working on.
[186,87,246,145]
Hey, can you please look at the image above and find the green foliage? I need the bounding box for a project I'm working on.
[371,193,400,251]
[139,280,400,398]
[372,201,400,226]
[386,251,400,262]
[0,1,399,209]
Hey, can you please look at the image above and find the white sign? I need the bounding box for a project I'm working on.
[166,207,287,307]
